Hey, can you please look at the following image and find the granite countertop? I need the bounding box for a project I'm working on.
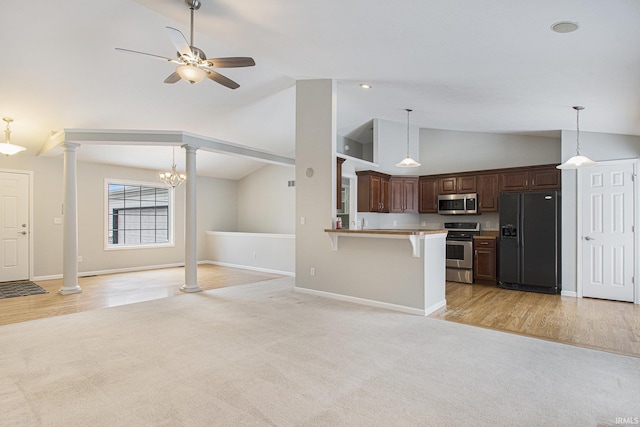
[324,229,447,236]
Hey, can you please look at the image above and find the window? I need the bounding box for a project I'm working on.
[105,180,174,249]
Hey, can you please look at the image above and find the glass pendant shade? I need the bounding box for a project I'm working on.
[0,117,26,156]
[176,64,206,84]
[159,147,186,188]
[557,106,596,170]
[556,154,596,169]
[396,157,421,167]
[396,108,421,168]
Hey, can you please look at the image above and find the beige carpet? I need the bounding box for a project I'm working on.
[1,277,638,426]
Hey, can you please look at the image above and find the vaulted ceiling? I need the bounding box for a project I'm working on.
[1,0,639,178]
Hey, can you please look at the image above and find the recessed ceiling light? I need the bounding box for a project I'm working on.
[360,83,372,89]
[551,21,579,33]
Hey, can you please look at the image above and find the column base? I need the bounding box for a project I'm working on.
[180,284,202,293]
[58,285,82,295]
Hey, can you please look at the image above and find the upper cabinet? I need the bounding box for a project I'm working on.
[438,175,477,195]
[499,165,560,192]
[419,177,438,213]
[390,177,419,213]
[356,164,559,215]
[499,170,529,192]
[357,170,390,213]
[477,174,499,212]
[529,167,561,190]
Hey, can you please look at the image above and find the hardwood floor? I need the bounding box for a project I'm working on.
[0,265,284,327]
[2,269,638,358]
[429,281,640,358]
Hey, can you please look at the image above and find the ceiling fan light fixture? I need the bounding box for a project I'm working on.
[0,117,27,156]
[177,64,206,84]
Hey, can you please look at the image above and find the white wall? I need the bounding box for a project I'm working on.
[205,231,294,275]
[376,118,420,174]
[237,164,295,234]
[2,153,238,278]
[560,130,640,294]
[295,79,336,289]
[419,129,560,174]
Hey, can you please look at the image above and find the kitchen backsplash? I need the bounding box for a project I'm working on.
[355,212,500,231]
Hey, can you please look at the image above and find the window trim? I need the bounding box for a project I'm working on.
[104,178,176,251]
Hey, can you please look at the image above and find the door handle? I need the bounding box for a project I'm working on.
[19,231,26,235]
[584,236,595,241]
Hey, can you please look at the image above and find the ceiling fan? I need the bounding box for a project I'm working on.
[115,0,255,89]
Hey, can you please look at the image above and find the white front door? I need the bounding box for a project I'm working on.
[0,172,30,282]
[579,160,635,302]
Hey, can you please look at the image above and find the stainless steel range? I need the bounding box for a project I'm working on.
[445,222,481,284]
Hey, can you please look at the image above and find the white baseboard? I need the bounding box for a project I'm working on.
[294,286,436,316]
[202,260,295,277]
[33,261,294,283]
[33,262,186,282]
[561,290,577,297]
[424,299,447,315]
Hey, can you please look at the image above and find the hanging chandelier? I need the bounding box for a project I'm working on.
[395,108,421,167]
[0,117,27,156]
[557,106,596,169]
[159,146,186,188]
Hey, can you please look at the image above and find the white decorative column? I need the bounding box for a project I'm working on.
[59,142,82,295]
[181,144,202,293]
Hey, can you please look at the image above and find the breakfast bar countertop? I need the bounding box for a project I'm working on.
[324,228,447,236]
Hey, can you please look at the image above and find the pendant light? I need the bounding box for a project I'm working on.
[0,117,27,156]
[557,106,596,169]
[158,146,186,188]
[396,108,421,168]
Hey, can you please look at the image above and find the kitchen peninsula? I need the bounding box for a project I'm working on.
[318,228,448,315]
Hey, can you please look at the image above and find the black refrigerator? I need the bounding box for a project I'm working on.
[498,191,561,294]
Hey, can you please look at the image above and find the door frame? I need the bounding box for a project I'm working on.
[576,158,639,304]
[0,168,34,281]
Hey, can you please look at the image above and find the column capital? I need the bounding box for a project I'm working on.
[182,144,198,153]
[61,142,81,151]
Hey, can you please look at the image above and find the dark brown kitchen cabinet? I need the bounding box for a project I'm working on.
[500,166,560,192]
[357,171,390,213]
[438,176,457,194]
[457,175,477,193]
[419,177,438,213]
[336,157,346,209]
[473,238,496,285]
[500,170,529,192]
[439,175,477,194]
[530,166,560,190]
[390,176,419,213]
[477,174,499,212]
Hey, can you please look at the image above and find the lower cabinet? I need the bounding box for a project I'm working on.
[473,238,496,285]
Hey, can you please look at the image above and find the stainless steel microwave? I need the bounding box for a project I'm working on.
[438,193,478,215]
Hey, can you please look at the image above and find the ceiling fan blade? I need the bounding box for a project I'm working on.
[165,27,192,58]
[164,71,182,84]
[204,57,256,68]
[115,47,180,64]
[205,70,240,89]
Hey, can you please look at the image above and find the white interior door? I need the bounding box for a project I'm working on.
[579,161,635,302]
[0,172,30,282]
